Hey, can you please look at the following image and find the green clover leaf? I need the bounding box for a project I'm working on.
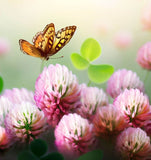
[80,38,101,62]
[70,38,114,84]
[40,152,64,160]
[88,64,114,83]
[76,149,103,160]
[0,76,4,93]
[30,139,48,157]
[18,150,38,160]
[70,53,89,70]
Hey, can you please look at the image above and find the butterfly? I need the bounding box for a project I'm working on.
[19,23,77,60]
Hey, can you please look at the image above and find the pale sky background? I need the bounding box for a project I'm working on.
[0,0,151,96]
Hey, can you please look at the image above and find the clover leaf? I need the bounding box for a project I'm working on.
[40,152,64,160]
[80,38,101,62]
[76,149,103,160]
[70,38,114,84]
[18,150,38,160]
[0,76,4,93]
[18,139,64,160]
[30,139,48,157]
[88,64,114,83]
[71,53,89,70]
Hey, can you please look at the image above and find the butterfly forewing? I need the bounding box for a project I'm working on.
[33,23,55,54]
[49,25,76,56]
[41,23,55,53]
[19,40,43,58]
[32,32,43,49]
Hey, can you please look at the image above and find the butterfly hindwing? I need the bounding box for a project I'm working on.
[49,25,76,56]
[33,23,55,54]
[19,39,43,58]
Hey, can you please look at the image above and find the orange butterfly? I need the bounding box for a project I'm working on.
[19,23,77,60]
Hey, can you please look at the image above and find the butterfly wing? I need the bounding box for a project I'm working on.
[33,23,55,54]
[32,31,43,50]
[19,39,43,58]
[48,25,76,56]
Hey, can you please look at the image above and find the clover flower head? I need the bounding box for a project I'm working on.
[113,89,151,127]
[114,31,132,49]
[142,2,151,31]
[116,127,151,160]
[34,64,81,127]
[0,126,11,149]
[76,84,108,120]
[142,119,151,136]
[5,102,47,142]
[93,104,129,138]
[0,96,13,148]
[0,38,10,55]
[107,69,144,99]
[2,88,35,105]
[55,113,97,159]
[137,42,151,70]
[0,96,13,127]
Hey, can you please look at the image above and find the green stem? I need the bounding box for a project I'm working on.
[40,59,45,73]
[144,70,149,83]
[25,135,30,149]
[87,80,92,87]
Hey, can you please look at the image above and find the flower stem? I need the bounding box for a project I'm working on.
[40,59,45,73]
[87,80,92,86]
[144,70,149,83]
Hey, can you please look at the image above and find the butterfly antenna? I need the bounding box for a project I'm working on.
[50,56,64,59]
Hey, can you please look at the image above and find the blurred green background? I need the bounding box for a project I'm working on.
[0,0,151,98]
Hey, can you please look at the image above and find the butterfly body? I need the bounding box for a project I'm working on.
[19,23,76,60]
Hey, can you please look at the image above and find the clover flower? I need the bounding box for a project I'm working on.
[107,69,144,99]
[0,38,10,55]
[0,96,13,148]
[0,126,10,149]
[142,120,151,136]
[2,88,35,104]
[55,113,97,159]
[0,96,13,126]
[142,2,151,30]
[5,102,47,142]
[114,31,132,49]
[113,89,151,127]
[76,84,108,121]
[116,127,151,160]
[96,21,111,35]
[137,42,151,70]
[93,105,129,138]
[34,64,81,127]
